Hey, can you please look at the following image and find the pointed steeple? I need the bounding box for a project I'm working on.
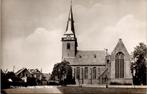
[62,0,78,51]
[64,0,75,36]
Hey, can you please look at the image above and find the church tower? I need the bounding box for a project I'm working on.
[61,2,78,59]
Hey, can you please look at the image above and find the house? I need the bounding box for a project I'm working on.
[28,69,43,80]
[16,68,43,84]
[15,68,32,83]
[16,68,51,85]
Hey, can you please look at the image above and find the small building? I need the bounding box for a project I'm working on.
[16,68,43,85]
[15,68,32,82]
[28,69,43,80]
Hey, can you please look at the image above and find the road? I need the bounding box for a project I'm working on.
[2,85,147,94]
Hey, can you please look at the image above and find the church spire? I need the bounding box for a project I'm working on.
[64,0,75,36]
[62,0,78,47]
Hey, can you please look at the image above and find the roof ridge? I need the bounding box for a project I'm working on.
[78,50,105,52]
[15,68,27,75]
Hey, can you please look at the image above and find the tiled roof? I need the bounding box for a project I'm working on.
[16,68,41,76]
[69,50,106,65]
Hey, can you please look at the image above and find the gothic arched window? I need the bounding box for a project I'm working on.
[115,52,124,78]
[93,67,96,79]
[84,67,88,79]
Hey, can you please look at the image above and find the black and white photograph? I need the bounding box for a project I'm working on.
[1,0,147,94]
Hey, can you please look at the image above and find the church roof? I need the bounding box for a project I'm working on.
[70,50,106,65]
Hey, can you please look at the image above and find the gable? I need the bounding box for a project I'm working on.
[15,68,26,76]
[111,39,130,60]
[16,68,31,77]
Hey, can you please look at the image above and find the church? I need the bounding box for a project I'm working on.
[61,4,132,85]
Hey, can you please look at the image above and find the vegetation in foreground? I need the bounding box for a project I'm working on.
[131,43,147,85]
[50,60,75,85]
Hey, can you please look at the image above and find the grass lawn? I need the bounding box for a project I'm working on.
[1,86,147,94]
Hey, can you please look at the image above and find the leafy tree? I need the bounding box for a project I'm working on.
[1,70,24,88]
[27,76,37,86]
[1,70,10,89]
[50,60,75,85]
[131,43,147,85]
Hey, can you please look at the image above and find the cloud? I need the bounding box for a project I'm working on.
[23,27,62,73]
[2,27,63,73]
[107,15,146,52]
[77,14,146,54]
[3,15,146,73]
[83,14,146,52]
[2,0,146,73]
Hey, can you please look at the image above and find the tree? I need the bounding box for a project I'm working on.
[131,43,147,85]
[1,70,24,88]
[50,60,75,85]
[1,70,10,89]
[27,76,37,86]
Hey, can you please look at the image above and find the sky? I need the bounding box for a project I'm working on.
[1,0,147,73]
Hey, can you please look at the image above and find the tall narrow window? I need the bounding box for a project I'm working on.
[81,68,83,81]
[98,67,100,75]
[76,67,80,79]
[67,43,70,49]
[93,67,96,79]
[84,67,88,79]
[74,68,76,78]
[120,58,124,78]
[115,52,124,78]
[94,54,96,58]
[115,58,119,78]
[79,55,82,58]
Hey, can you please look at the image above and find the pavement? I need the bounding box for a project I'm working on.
[8,84,147,88]
[80,84,147,88]
[1,85,147,94]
